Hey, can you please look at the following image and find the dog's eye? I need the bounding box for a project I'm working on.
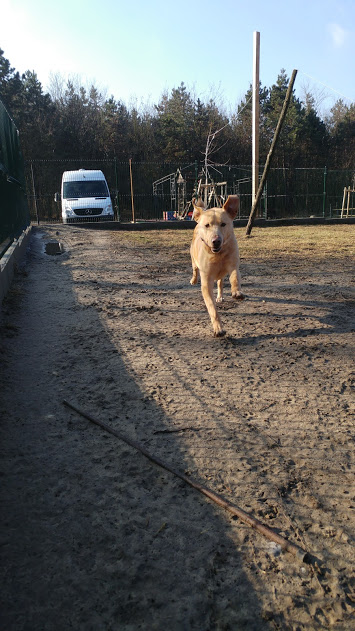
[221,222,226,227]
[205,223,210,228]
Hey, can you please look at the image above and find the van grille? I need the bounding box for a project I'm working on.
[74,208,103,216]
[65,216,113,224]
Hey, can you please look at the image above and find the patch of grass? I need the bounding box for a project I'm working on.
[109,225,355,261]
[238,225,355,260]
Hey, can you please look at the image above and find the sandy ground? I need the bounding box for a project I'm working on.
[0,223,354,631]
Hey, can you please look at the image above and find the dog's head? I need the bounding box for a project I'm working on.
[192,195,239,253]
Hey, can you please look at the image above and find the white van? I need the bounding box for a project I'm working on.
[56,169,114,223]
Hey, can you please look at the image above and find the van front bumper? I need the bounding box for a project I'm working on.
[63,215,114,224]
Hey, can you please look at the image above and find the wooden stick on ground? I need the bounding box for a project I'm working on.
[63,399,308,562]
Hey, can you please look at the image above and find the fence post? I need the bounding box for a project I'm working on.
[129,158,135,223]
[114,156,120,221]
[30,161,39,225]
[322,166,327,218]
[263,180,268,219]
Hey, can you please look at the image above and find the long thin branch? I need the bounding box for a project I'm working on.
[63,399,309,562]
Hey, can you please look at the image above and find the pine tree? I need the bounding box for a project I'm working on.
[327,100,355,168]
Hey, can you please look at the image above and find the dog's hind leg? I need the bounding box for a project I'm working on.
[190,258,199,285]
[216,277,224,303]
[230,268,244,300]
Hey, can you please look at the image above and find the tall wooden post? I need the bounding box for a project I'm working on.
[252,31,260,209]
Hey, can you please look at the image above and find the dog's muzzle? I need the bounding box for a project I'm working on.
[211,238,222,253]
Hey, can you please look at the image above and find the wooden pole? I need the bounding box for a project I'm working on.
[63,399,308,561]
[341,187,347,218]
[246,69,298,236]
[129,158,135,223]
[252,31,260,208]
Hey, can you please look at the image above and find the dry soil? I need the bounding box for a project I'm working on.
[0,223,354,630]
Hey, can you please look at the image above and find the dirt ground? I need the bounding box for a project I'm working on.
[0,223,354,631]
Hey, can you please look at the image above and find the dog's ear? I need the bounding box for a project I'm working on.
[193,197,206,209]
[192,197,206,221]
[223,195,239,219]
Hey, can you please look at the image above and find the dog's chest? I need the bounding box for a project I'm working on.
[197,243,237,278]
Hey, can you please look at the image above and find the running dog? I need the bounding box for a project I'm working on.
[190,195,244,336]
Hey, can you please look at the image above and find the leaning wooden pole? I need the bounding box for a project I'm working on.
[63,399,308,561]
[246,69,298,236]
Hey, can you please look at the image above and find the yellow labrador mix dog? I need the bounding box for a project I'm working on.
[190,195,244,336]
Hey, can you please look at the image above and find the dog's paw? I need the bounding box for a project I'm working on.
[214,329,226,337]
[190,277,198,286]
[232,291,245,300]
[216,296,223,303]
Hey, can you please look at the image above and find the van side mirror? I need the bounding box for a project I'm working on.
[54,192,61,202]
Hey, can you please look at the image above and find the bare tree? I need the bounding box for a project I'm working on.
[200,124,229,206]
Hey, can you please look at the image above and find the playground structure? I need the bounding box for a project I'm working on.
[152,168,188,219]
[152,167,265,220]
[152,168,232,220]
[195,179,227,210]
[341,184,355,218]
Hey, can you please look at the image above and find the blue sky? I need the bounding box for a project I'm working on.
[1,0,354,115]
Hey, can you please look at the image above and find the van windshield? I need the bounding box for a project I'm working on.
[63,180,109,199]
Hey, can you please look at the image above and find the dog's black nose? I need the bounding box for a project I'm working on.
[212,238,221,251]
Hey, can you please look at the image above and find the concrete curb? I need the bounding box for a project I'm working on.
[0,226,32,305]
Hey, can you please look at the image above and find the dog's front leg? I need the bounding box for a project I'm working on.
[200,274,225,336]
[230,268,244,300]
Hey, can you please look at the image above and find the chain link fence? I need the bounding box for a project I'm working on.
[0,100,30,253]
[24,159,354,224]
